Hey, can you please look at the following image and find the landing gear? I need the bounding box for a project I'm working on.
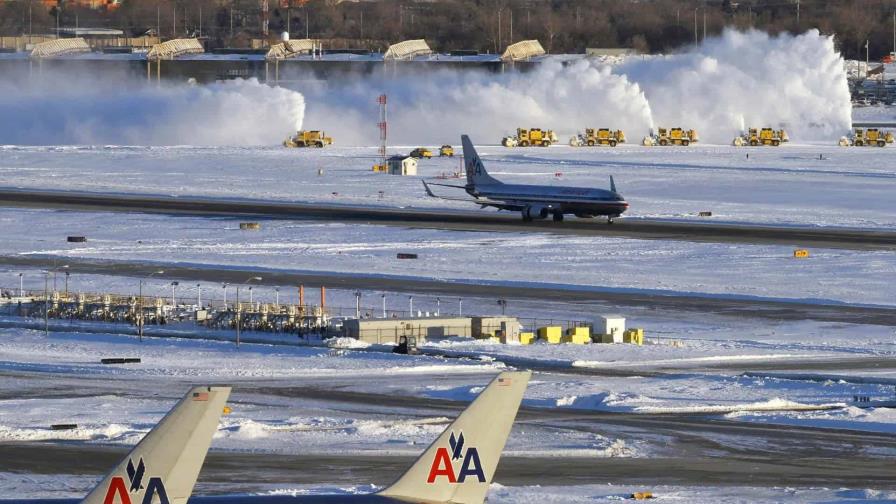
[553,212,564,222]
[607,216,615,224]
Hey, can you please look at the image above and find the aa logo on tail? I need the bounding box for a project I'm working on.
[426,431,485,484]
[103,458,170,504]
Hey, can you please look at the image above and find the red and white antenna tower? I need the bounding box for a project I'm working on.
[377,94,387,168]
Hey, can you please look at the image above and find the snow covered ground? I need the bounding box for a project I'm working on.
[0,326,892,449]
[0,142,894,229]
[1,208,894,307]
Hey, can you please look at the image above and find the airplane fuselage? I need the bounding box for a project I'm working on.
[468,183,629,218]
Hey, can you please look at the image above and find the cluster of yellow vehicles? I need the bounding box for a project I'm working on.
[283,126,895,153]
[409,145,454,158]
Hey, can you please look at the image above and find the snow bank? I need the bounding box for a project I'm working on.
[620,29,852,142]
[299,60,652,145]
[0,78,305,145]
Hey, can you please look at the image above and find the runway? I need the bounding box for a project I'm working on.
[2,255,894,326]
[1,187,894,250]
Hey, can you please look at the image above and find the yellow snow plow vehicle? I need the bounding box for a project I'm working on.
[410,147,433,158]
[569,128,626,147]
[283,130,333,148]
[643,127,699,146]
[439,145,455,157]
[502,128,558,147]
[733,128,788,146]
[838,128,894,147]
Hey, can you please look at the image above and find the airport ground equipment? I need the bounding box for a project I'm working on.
[410,147,433,158]
[569,128,626,147]
[439,144,455,157]
[733,128,789,146]
[838,128,894,147]
[392,335,421,355]
[283,130,333,148]
[642,127,698,146]
[502,128,557,147]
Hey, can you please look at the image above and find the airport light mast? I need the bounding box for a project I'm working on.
[377,94,387,171]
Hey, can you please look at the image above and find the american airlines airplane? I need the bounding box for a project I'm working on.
[9,371,530,504]
[423,135,629,223]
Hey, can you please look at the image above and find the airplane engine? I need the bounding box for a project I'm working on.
[523,205,550,220]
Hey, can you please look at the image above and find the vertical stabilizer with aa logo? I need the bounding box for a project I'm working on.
[80,386,231,504]
[378,371,531,504]
[461,135,502,189]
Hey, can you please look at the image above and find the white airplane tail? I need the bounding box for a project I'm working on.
[461,135,502,188]
[378,371,530,504]
[80,386,231,504]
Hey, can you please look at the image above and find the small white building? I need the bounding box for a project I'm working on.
[595,315,626,343]
[387,155,417,176]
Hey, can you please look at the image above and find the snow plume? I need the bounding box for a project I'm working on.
[0,78,304,145]
[299,60,653,146]
[619,29,852,143]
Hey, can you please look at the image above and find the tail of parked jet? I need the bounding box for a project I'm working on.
[81,386,231,504]
[462,135,502,188]
[378,371,531,504]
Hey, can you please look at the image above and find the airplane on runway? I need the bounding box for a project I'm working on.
[423,135,629,223]
[8,372,529,504]
[3,385,231,504]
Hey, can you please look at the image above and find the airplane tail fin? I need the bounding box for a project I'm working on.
[610,175,617,193]
[378,371,530,504]
[81,386,231,504]
[461,135,502,188]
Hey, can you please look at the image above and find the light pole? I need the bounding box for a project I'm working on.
[138,270,165,342]
[354,290,361,318]
[43,271,49,336]
[436,297,440,316]
[381,294,386,318]
[18,273,23,297]
[64,271,70,298]
[196,283,202,308]
[222,283,228,308]
[497,299,507,316]
[248,286,254,304]
[235,276,262,347]
[409,296,414,317]
[458,298,463,316]
[170,281,179,307]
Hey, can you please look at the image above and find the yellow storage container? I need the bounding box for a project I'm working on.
[562,326,591,344]
[794,249,810,258]
[519,332,535,345]
[623,328,644,345]
[537,326,562,344]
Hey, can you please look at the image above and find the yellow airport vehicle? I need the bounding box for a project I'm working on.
[283,130,333,148]
[410,147,433,158]
[838,128,894,147]
[733,127,788,146]
[439,144,454,157]
[643,127,699,146]
[502,128,558,147]
[570,128,626,147]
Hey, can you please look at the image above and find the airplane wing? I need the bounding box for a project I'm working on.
[421,180,513,209]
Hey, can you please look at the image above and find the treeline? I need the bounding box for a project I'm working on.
[2,0,896,59]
